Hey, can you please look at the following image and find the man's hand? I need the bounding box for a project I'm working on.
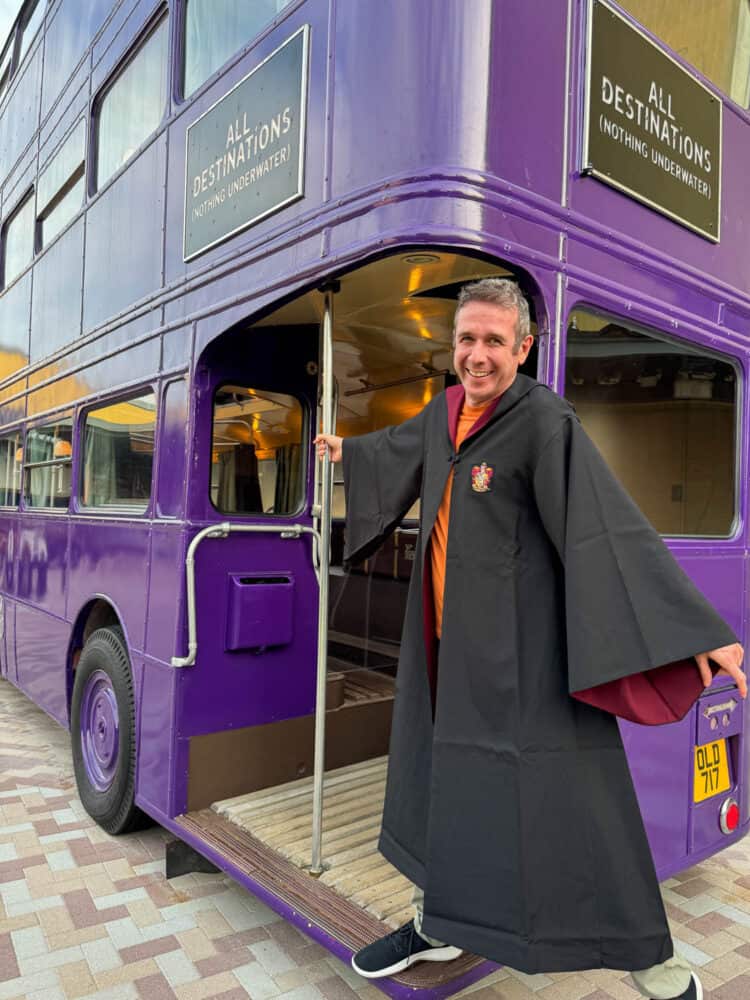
[314,434,343,463]
[695,643,747,698]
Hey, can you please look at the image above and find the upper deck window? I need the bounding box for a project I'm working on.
[621,0,750,107]
[2,192,35,288]
[38,119,86,247]
[95,17,168,189]
[565,309,738,536]
[18,0,45,65]
[0,37,12,100]
[211,385,304,515]
[183,0,290,97]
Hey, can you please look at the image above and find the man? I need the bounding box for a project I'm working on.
[315,278,746,1000]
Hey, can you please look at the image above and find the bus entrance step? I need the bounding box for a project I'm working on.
[176,807,488,992]
[165,837,221,879]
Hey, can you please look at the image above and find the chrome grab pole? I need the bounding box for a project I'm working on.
[310,282,337,875]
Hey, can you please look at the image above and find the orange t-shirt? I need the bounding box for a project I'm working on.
[431,402,491,638]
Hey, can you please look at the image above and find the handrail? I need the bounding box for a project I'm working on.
[170,521,320,668]
[309,284,336,875]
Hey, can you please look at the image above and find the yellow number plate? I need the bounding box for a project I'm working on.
[694,739,731,803]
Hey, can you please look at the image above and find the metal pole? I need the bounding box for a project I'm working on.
[310,283,337,875]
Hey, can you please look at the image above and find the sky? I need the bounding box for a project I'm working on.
[0,0,20,53]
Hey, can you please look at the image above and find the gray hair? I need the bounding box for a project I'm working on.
[453,278,531,350]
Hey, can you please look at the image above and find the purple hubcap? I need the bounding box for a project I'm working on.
[80,670,120,792]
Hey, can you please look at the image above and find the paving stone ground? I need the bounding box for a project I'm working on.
[2,676,750,1000]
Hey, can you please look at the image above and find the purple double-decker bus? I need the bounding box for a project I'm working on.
[1,0,749,994]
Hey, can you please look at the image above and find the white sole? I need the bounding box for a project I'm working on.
[351,945,463,979]
[691,971,703,1000]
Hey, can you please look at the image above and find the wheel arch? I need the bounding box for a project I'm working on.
[66,597,130,718]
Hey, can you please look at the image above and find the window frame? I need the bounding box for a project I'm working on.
[563,302,743,541]
[77,386,158,517]
[90,7,170,195]
[209,380,308,519]
[21,414,74,513]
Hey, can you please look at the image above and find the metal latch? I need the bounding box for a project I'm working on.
[703,699,738,719]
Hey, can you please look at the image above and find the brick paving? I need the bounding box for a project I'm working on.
[1,675,750,999]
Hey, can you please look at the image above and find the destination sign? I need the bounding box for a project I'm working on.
[583,0,721,241]
[183,26,309,261]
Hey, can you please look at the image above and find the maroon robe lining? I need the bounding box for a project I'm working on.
[423,384,705,726]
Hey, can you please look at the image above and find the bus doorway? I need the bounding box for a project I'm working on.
[177,250,542,991]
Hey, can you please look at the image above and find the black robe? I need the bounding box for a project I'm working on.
[341,374,737,974]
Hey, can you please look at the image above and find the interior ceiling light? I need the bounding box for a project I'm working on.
[403,253,440,264]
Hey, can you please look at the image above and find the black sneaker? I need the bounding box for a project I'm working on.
[351,920,463,978]
[657,972,702,1000]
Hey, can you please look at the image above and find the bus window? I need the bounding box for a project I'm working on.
[621,0,750,107]
[2,192,34,288]
[0,37,12,101]
[183,0,291,97]
[94,17,168,189]
[81,392,156,511]
[18,0,45,65]
[565,309,738,536]
[0,433,22,506]
[37,119,86,248]
[23,417,73,509]
[211,385,303,515]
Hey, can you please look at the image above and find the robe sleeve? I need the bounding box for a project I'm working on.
[341,408,426,566]
[532,415,738,725]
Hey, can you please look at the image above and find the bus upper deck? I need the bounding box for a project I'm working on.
[0,1,749,996]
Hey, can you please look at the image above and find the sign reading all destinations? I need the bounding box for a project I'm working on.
[184,26,309,261]
[583,0,721,241]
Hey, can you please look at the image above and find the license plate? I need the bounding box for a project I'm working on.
[694,739,730,803]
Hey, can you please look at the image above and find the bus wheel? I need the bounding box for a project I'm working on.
[71,627,147,835]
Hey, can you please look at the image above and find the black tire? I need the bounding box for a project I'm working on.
[71,626,150,835]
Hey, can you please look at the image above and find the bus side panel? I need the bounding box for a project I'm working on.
[14,516,70,723]
[67,521,152,653]
[145,526,186,667]
[5,600,16,683]
[623,554,745,874]
[136,658,176,818]
[83,137,167,334]
[14,606,69,725]
[619,714,692,874]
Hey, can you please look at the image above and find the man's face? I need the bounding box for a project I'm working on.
[453,300,534,406]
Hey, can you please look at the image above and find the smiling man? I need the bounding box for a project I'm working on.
[315,278,745,1000]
